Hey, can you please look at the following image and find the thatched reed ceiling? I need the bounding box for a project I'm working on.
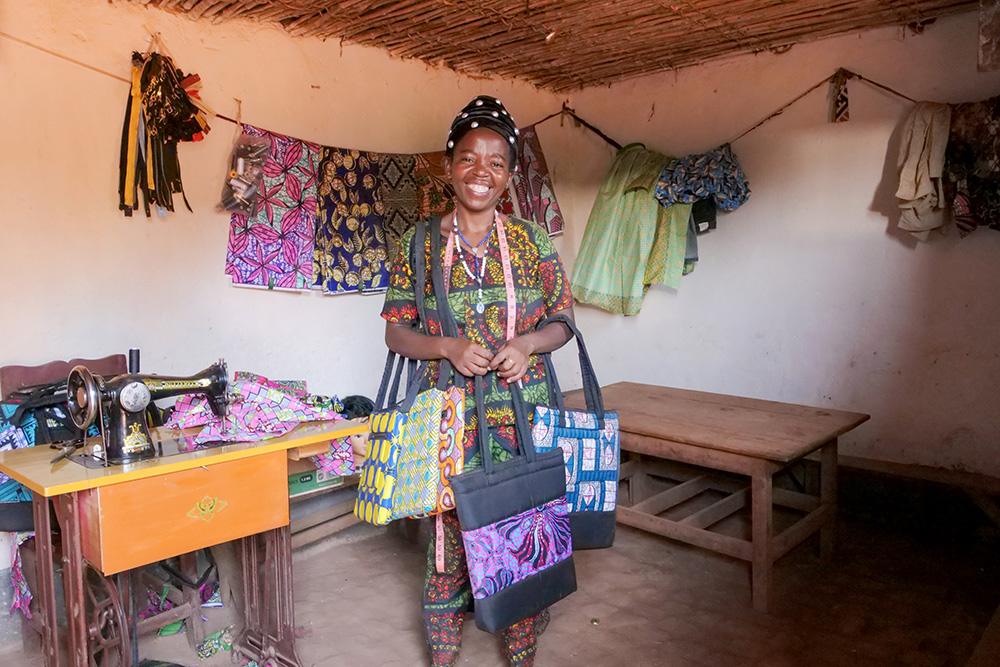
[129,0,976,90]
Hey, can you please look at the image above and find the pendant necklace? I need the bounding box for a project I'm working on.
[453,212,496,314]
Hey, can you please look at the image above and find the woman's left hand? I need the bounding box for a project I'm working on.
[489,338,533,384]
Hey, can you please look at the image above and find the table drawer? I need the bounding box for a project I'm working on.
[78,451,289,575]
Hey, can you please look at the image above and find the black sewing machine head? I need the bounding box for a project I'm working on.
[66,360,228,465]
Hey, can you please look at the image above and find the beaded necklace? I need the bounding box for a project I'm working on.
[453,213,494,313]
[443,210,516,342]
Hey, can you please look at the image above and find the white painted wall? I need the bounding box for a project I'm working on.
[1,2,997,565]
[565,12,1000,479]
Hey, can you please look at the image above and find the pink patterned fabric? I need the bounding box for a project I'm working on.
[311,437,355,476]
[9,531,34,618]
[513,125,564,236]
[462,498,572,600]
[166,375,342,444]
[225,125,320,291]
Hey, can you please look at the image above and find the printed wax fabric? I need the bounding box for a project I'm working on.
[224,126,565,293]
[423,511,542,666]
[225,125,320,290]
[388,385,449,521]
[513,125,565,236]
[381,217,573,465]
[1,403,34,502]
[311,438,355,477]
[354,408,401,525]
[165,374,341,444]
[654,143,750,211]
[572,144,691,315]
[9,532,34,618]
[945,95,1000,236]
[313,148,391,294]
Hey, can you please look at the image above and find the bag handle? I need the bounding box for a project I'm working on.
[535,314,606,428]
[376,219,454,412]
[471,372,539,477]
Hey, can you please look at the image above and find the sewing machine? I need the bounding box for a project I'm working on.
[66,360,228,464]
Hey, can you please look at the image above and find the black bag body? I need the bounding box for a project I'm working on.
[448,378,577,633]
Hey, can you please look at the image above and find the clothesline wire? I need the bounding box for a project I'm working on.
[532,104,625,151]
[1,30,915,150]
[730,68,917,143]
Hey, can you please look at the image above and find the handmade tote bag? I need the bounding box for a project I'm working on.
[426,217,576,631]
[354,351,415,525]
[356,221,465,524]
[449,378,577,633]
[392,220,465,518]
[531,314,620,550]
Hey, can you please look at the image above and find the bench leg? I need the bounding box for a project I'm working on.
[820,439,838,559]
[627,453,653,504]
[751,472,773,613]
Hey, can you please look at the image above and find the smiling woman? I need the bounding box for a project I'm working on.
[379,95,576,667]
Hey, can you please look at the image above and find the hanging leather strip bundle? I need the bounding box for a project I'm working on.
[118,51,210,217]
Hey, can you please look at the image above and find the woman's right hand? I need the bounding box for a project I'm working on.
[444,338,493,377]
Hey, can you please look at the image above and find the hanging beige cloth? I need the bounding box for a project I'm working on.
[896,102,951,241]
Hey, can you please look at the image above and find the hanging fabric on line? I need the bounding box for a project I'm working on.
[118,51,210,218]
[572,142,751,315]
[225,124,565,293]
[571,144,691,316]
[225,125,320,290]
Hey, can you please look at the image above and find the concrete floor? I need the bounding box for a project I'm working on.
[6,498,999,667]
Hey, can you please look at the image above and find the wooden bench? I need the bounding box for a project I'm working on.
[565,382,869,612]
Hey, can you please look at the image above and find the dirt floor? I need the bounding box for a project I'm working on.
[6,491,999,667]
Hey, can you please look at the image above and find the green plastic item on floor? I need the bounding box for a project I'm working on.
[137,661,185,667]
[156,619,186,636]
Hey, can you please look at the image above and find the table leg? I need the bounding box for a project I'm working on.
[235,527,301,667]
[32,495,60,667]
[56,494,88,667]
[820,438,839,559]
[751,471,774,613]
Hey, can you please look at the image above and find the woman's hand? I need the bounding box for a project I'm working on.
[489,337,533,384]
[444,338,493,377]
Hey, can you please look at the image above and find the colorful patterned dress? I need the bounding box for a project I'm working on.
[381,215,572,666]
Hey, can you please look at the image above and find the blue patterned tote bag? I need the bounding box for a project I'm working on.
[531,315,620,550]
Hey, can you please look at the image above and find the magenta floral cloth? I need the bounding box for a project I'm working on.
[166,375,342,444]
[9,531,34,618]
[513,125,564,236]
[461,498,572,599]
[311,437,355,476]
[225,125,320,290]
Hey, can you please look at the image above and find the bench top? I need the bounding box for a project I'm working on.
[563,382,869,463]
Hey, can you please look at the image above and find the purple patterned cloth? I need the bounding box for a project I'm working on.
[513,125,565,236]
[461,498,572,600]
[225,125,319,290]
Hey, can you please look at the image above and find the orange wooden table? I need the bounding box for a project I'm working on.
[0,419,367,667]
[565,382,869,612]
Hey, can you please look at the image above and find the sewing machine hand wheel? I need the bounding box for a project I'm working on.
[67,365,100,430]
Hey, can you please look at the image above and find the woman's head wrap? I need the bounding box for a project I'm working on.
[446,95,519,162]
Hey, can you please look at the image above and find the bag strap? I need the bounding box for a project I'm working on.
[471,373,538,477]
[535,314,606,428]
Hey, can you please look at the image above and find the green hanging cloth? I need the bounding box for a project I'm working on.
[571,143,690,315]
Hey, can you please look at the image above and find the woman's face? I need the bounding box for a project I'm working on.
[446,127,514,216]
